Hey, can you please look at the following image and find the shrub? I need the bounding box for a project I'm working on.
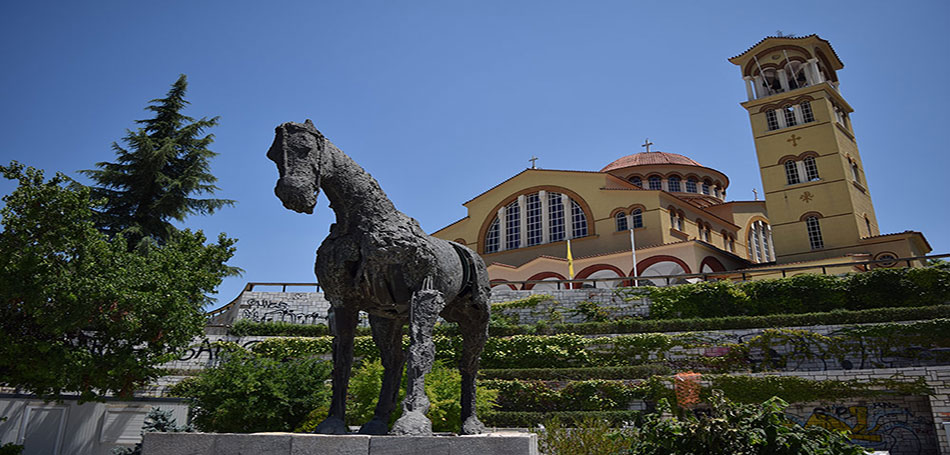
[537,417,633,455]
[170,348,332,433]
[296,359,498,433]
[623,393,866,455]
[112,408,191,455]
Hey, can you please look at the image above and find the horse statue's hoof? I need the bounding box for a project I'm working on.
[358,418,389,435]
[390,411,433,436]
[461,416,486,435]
[313,416,348,434]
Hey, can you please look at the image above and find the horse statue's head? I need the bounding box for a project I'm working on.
[267,119,326,214]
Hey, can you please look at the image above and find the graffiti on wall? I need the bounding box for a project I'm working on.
[178,338,262,363]
[789,402,936,455]
[239,297,327,325]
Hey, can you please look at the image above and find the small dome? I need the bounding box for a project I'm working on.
[600,152,704,172]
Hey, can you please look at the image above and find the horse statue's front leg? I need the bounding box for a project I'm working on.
[391,277,441,435]
[314,303,359,434]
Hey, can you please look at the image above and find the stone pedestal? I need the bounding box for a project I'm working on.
[142,431,538,455]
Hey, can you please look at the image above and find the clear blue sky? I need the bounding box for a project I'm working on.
[2,1,947,308]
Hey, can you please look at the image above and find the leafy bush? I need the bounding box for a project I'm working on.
[0,443,23,455]
[296,359,498,433]
[538,417,633,455]
[622,393,865,455]
[170,348,331,433]
[484,410,642,427]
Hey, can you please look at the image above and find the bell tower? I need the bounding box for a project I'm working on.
[729,35,881,262]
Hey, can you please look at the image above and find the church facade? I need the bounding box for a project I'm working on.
[433,35,931,290]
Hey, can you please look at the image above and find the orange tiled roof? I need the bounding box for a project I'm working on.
[600,152,704,172]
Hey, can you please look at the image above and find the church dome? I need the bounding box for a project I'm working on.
[600,152,704,172]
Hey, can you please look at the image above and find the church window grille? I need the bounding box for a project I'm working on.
[631,208,643,228]
[800,101,815,123]
[648,176,662,190]
[548,192,565,243]
[752,226,763,262]
[785,160,801,185]
[701,182,710,195]
[571,200,588,238]
[783,106,798,127]
[615,211,628,231]
[803,157,819,181]
[525,193,542,246]
[485,219,500,253]
[685,178,698,193]
[668,176,681,192]
[629,176,642,188]
[806,216,824,250]
[714,187,721,198]
[766,110,780,131]
[505,201,520,250]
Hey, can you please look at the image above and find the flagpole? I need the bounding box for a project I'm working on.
[628,214,639,287]
[566,239,574,289]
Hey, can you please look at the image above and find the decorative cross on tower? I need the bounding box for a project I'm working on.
[528,156,538,169]
[753,188,759,200]
[642,138,654,153]
[787,134,802,147]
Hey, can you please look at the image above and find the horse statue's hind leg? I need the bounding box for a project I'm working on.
[391,278,442,435]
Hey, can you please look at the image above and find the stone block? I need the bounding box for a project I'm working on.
[143,432,215,455]
[213,433,292,455]
[370,436,451,454]
[291,434,371,455]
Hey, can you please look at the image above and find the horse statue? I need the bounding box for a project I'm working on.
[266,120,491,436]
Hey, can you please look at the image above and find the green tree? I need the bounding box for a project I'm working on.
[0,162,236,401]
[82,74,234,247]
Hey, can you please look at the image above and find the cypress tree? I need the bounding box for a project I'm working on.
[82,74,234,246]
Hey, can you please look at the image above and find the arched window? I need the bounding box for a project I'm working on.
[785,160,801,185]
[648,175,662,190]
[701,180,711,195]
[525,193,542,246]
[864,215,872,237]
[806,216,824,250]
[631,208,643,229]
[669,209,677,229]
[677,212,684,231]
[714,187,721,198]
[800,101,814,122]
[571,200,588,238]
[766,110,780,131]
[629,176,642,188]
[485,218,500,253]
[783,106,797,127]
[785,61,808,89]
[667,176,681,192]
[850,160,860,183]
[615,211,628,231]
[803,156,819,181]
[484,191,589,253]
[505,200,520,250]
[548,192,565,242]
[685,178,698,193]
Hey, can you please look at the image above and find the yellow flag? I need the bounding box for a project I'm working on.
[567,239,574,279]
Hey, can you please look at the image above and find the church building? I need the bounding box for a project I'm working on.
[432,35,931,290]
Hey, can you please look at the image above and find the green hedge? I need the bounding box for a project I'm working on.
[229,305,950,338]
[247,319,950,372]
[481,375,931,414]
[479,365,671,380]
[483,410,643,427]
[646,267,950,319]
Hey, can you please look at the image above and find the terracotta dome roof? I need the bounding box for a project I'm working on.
[600,152,704,172]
